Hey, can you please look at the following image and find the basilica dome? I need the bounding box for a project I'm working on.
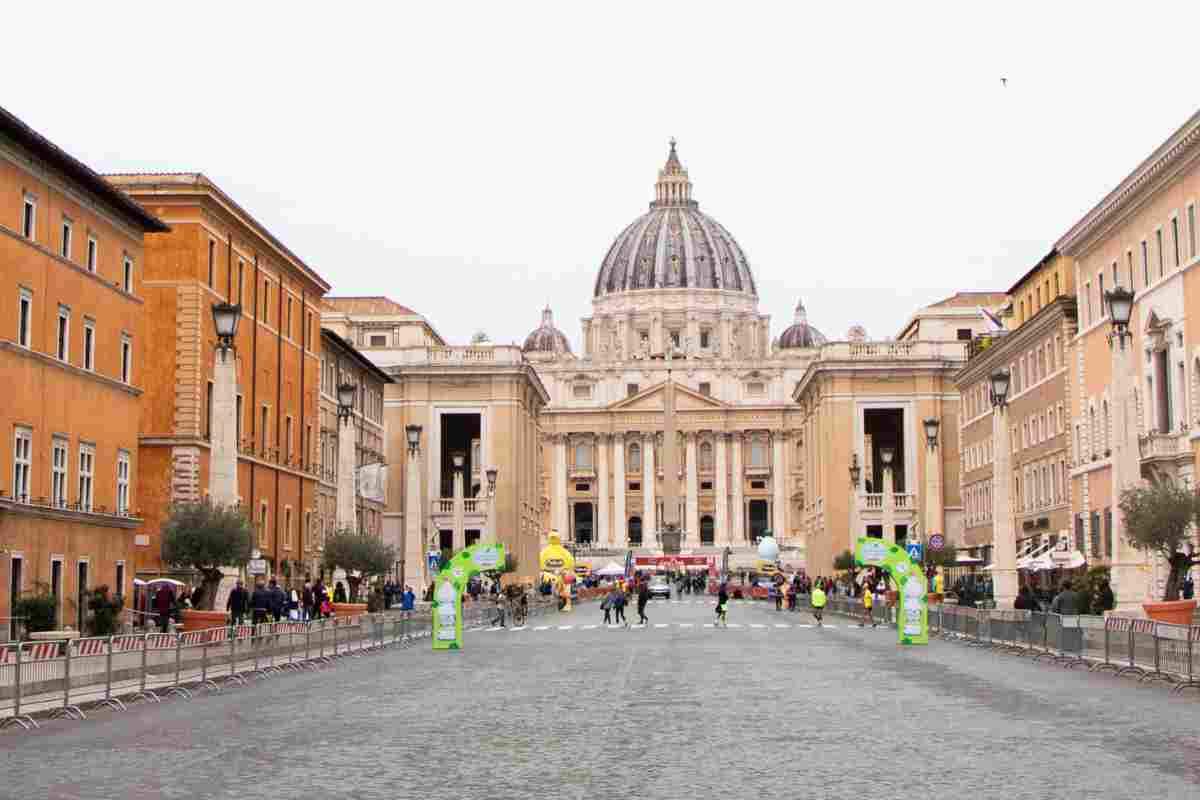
[523,307,572,354]
[777,299,827,349]
[593,141,757,299]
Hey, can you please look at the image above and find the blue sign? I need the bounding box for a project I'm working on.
[427,551,441,573]
[905,542,924,562]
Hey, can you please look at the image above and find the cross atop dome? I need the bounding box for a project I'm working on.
[654,138,694,208]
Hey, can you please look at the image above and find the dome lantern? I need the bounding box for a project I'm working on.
[777,296,827,350]
[522,306,572,355]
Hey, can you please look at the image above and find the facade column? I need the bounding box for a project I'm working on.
[452,463,465,551]
[730,431,744,543]
[715,433,730,544]
[685,432,699,546]
[405,438,424,587]
[596,433,610,547]
[771,430,787,539]
[643,432,656,535]
[881,462,896,544]
[991,404,1017,608]
[612,433,626,545]
[924,417,945,539]
[553,435,568,537]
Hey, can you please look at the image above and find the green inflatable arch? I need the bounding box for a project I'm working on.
[432,542,506,651]
[853,537,928,646]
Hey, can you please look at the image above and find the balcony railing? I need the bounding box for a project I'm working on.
[894,493,915,510]
[431,497,490,517]
[0,492,141,520]
[821,341,967,362]
[857,493,917,512]
[863,493,883,510]
[386,345,525,366]
[1139,432,1190,464]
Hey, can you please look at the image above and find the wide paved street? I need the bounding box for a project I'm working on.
[4,598,1199,799]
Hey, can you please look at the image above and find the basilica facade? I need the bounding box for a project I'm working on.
[330,143,987,587]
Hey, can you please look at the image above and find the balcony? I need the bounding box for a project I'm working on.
[379,345,525,367]
[1138,432,1192,477]
[820,340,967,362]
[857,492,918,516]
[430,496,491,529]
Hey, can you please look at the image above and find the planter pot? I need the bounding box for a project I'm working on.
[927,593,944,606]
[181,608,228,632]
[1142,599,1197,625]
[331,602,368,618]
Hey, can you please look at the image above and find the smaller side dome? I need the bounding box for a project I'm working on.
[522,306,572,354]
[777,298,827,349]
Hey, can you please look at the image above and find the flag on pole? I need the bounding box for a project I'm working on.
[977,306,1004,332]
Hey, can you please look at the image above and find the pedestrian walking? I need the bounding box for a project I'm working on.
[613,587,628,626]
[716,583,729,628]
[601,590,613,625]
[811,583,826,626]
[636,581,650,626]
[874,577,888,624]
[334,581,347,603]
[154,583,176,632]
[251,580,272,625]
[268,578,285,623]
[301,580,315,621]
[226,579,248,626]
[1051,580,1081,615]
[772,581,783,612]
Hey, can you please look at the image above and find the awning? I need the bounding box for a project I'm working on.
[595,562,626,578]
[953,555,984,564]
[1048,549,1086,570]
[133,578,185,587]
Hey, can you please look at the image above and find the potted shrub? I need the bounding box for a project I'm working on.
[322,528,396,616]
[1118,482,1200,623]
[161,501,253,631]
[86,585,124,636]
[13,584,57,639]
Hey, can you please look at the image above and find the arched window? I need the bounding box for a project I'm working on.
[1102,401,1110,454]
[1089,406,1098,457]
[699,441,714,471]
[628,442,641,473]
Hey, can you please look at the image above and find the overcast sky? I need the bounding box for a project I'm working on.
[9,3,1200,349]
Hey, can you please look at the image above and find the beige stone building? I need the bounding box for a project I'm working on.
[955,250,1078,577]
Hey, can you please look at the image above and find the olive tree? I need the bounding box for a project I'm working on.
[161,502,254,610]
[1118,481,1200,601]
[322,528,397,601]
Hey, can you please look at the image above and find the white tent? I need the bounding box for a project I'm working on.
[595,562,626,578]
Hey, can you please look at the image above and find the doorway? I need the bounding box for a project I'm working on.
[864,408,905,493]
[748,500,769,542]
[439,413,482,498]
[465,530,480,547]
[628,516,642,546]
[700,515,715,545]
[50,559,63,628]
[573,503,594,545]
[76,561,89,631]
[9,556,22,640]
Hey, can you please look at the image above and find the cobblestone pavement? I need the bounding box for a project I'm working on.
[4,598,1200,800]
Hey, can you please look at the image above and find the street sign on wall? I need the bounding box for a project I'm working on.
[906,543,924,562]
[247,558,267,575]
[929,533,945,551]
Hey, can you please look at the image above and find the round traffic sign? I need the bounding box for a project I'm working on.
[929,533,945,551]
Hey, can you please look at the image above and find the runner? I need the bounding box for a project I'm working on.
[811,582,827,626]
[715,583,729,628]
[860,581,874,627]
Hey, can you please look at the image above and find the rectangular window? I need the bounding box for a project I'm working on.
[205,381,214,440]
[115,562,125,596]
[700,329,710,349]
[122,256,133,293]
[1173,217,1181,267]
[236,395,244,443]
[56,305,70,362]
[370,334,387,347]
[305,423,312,467]
[87,236,97,272]
[261,406,270,452]
[1189,205,1198,261]
[262,281,270,325]
[52,437,68,507]
[284,507,293,550]
[1084,282,1092,325]
[60,219,72,259]
[699,382,711,396]
[627,383,639,397]
[78,443,94,512]
[13,427,31,502]
[1098,274,1105,317]
[22,195,36,239]
[1157,229,1165,277]
[1142,240,1149,286]
[120,336,132,383]
[237,261,244,306]
[83,319,95,371]
[285,416,293,461]
[116,450,130,514]
[208,240,216,287]
[17,289,32,348]
[286,297,293,338]
[1112,261,1118,289]
[1126,251,1134,289]
[259,501,269,546]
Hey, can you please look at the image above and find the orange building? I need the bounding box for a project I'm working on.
[0,106,168,636]
[104,173,331,584]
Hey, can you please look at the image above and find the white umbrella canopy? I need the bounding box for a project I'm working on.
[595,562,626,577]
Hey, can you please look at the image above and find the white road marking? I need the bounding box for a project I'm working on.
[727,623,743,628]
[655,623,669,628]
[797,624,813,628]
[534,625,550,631]
[583,624,598,630]
[486,627,503,632]
[774,624,790,629]
[703,623,714,628]
[750,624,766,629]
[558,625,574,631]
[678,623,694,628]
[511,626,527,631]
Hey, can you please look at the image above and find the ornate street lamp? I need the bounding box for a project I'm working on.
[989,368,1011,409]
[452,451,466,471]
[849,453,862,486]
[336,381,356,425]
[405,424,422,455]
[923,417,941,449]
[880,447,895,468]
[1105,286,1134,349]
[211,302,242,352]
[485,466,498,497]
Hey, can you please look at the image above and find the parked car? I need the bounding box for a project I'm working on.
[647,577,672,600]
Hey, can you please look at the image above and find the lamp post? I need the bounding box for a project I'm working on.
[989,367,1017,608]
[1105,286,1148,608]
[922,416,943,552]
[848,452,862,551]
[879,446,896,544]
[484,466,499,544]
[335,381,358,534]
[403,424,422,590]
[208,303,242,508]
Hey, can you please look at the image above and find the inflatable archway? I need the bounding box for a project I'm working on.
[854,537,928,646]
[432,541,506,651]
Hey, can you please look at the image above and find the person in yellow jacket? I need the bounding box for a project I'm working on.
[861,582,875,628]
[811,584,827,627]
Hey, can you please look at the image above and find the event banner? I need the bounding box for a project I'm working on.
[854,536,928,646]
[432,542,506,651]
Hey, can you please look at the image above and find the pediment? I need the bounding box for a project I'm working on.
[607,379,729,412]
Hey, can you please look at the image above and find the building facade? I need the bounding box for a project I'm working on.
[956,259,1079,574]
[0,107,167,636]
[315,328,390,577]
[105,173,331,581]
[1058,109,1200,606]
